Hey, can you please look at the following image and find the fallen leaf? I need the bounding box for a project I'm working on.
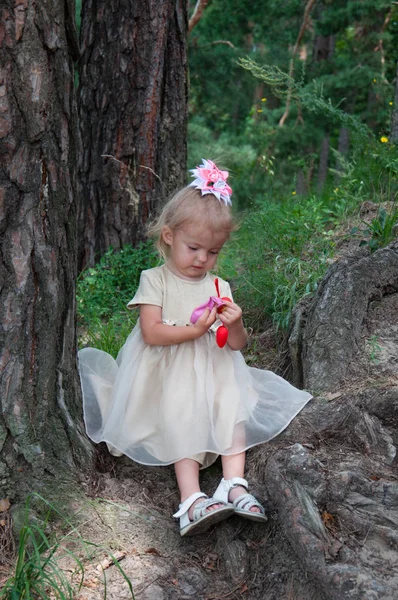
[144,547,161,556]
[0,499,10,512]
[240,583,249,593]
[323,392,342,401]
[0,520,6,527]
[171,578,179,586]
[83,579,99,589]
[322,511,335,528]
[96,551,127,572]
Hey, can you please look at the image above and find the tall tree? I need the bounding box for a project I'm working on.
[0,0,92,499]
[77,0,188,269]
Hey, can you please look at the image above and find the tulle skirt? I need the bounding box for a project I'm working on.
[79,325,312,468]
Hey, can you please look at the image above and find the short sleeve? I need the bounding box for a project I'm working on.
[127,269,163,310]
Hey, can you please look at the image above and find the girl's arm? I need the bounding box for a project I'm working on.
[140,304,218,346]
[218,301,248,350]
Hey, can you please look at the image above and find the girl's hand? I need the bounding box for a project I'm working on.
[218,301,243,328]
[193,306,218,337]
[218,301,247,350]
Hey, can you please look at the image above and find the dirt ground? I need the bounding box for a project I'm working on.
[57,442,324,600]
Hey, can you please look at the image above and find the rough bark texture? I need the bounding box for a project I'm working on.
[0,0,92,500]
[291,242,398,392]
[78,0,188,270]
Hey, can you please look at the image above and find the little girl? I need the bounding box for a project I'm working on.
[79,159,312,537]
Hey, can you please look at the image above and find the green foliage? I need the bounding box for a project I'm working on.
[238,57,372,140]
[189,0,397,198]
[352,205,398,252]
[0,495,135,600]
[366,335,382,364]
[77,242,159,356]
[217,194,336,330]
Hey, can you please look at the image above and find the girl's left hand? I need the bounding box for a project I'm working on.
[218,301,243,328]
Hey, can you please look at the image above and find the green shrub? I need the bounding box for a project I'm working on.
[77,242,159,356]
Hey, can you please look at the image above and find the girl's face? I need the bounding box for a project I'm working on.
[162,223,229,280]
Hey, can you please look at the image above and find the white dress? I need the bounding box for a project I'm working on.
[79,264,312,468]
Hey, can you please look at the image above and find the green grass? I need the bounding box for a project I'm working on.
[0,494,135,600]
[217,194,336,330]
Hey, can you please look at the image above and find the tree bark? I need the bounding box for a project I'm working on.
[290,242,398,392]
[78,0,188,270]
[0,0,92,500]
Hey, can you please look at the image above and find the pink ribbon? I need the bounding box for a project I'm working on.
[190,296,227,324]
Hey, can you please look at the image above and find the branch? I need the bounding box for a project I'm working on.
[279,0,317,127]
[189,0,209,33]
[373,8,392,84]
[196,40,236,49]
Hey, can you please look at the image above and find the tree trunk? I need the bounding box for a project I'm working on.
[313,34,335,62]
[334,127,349,180]
[0,0,92,501]
[317,135,330,191]
[78,0,188,270]
[289,242,398,392]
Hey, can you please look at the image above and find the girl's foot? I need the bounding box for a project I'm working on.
[228,485,261,513]
[173,492,234,537]
[188,497,224,520]
[213,477,268,523]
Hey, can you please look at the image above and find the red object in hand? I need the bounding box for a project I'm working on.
[214,278,230,347]
[217,296,232,313]
[216,325,229,348]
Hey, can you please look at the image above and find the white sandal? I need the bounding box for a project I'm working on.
[213,477,268,523]
[173,491,234,537]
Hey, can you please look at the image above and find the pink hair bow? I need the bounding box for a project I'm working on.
[189,159,232,205]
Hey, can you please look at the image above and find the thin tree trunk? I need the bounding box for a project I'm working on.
[0,0,92,499]
[189,0,209,32]
[78,0,188,270]
[317,135,330,191]
[313,34,335,62]
[335,127,350,180]
[392,61,398,144]
[279,0,317,127]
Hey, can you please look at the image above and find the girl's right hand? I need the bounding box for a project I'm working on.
[193,306,217,337]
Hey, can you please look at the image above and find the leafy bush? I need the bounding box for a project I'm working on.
[77,242,159,356]
[217,195,336,330]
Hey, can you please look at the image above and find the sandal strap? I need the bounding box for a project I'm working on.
[233,493,265,514]
[192,497,226,520]
[173,492,207,518]
[219,477,248,493]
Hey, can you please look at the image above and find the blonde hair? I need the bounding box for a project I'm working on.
[147,186,237,258]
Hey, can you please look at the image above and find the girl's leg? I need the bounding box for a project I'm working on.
[174,458,223,520]
[221,452,261,513]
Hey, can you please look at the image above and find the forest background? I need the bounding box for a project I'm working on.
[1,0,398,597]
[77,0,398,357]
